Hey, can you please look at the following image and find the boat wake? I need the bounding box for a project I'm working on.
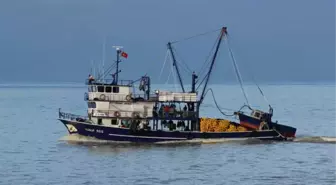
[58,134,268,146]
[59,134,132,145]
[59,134,336,146]
[293,136,336,144]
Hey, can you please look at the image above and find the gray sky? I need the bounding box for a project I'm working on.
[0,0,334,84]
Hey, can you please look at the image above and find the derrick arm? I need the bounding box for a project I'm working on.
[167,42,185,93]
[198,27,227,106]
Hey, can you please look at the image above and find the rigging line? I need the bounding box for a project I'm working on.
[164,50,173,85]
[197,32,221,76]
[165,71,172,85]
[195,33,222,91]
[158,50,170,81]
[196,33,223,91]
[96,62,117,80]
[175,60,192,75]
[172,48,192,74]
[196,74,208,90]
[171,28,222,44]
[97,62,115,79]
[225,34,250,107]
[197,40,223,91]
[165,69,172,85]
[204,88,235,117]
[253,76,271,106]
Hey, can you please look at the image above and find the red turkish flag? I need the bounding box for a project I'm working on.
[121,51,128,58]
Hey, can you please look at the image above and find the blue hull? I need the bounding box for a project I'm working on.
[59,119,285,143]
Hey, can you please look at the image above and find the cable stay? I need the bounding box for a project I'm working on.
[167,42,185,92]
[225,33,251,108]
[172,47,193,74]
[198,27,227,106]
[225,33,272,111]
[203,88,235,117]
[158,50,170,81]
[171,28,222,44]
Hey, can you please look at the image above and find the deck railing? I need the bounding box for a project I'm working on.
[92,109,197,119]
[85,79,133,86]
[58,108,88,121]
[85,92,158,102]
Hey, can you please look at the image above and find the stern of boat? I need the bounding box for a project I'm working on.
[235,111,297,139]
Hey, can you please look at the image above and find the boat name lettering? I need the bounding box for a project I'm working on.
[96,129,104,133]
[85,128,95,132]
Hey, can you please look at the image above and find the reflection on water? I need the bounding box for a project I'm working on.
[59,134,336,155]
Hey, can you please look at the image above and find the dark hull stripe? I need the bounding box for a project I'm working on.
[59,119,283,142]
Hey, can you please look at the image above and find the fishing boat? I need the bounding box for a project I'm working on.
[58,27,296,143]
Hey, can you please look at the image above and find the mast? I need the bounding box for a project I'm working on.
[116,48,121,84]
[167,42,185,92]
[194,27,226,131]
[102,38,106,83]
[198,27,227,106]
[191,71,197,93]
[112,46,123,85]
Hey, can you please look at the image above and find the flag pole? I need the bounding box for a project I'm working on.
[112,46,123,85]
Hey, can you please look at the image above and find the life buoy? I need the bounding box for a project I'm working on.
[126,95,132,101]
[99,94,106,100]
[114,111,121,117]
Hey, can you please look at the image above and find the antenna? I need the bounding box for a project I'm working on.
[93,60,96,78]
[112,45,123,51]
[102,37,106,83]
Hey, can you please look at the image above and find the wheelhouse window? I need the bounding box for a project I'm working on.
[113,86,119,93]
[88,86,96,92]
[121,120,130,128]
[92,86,97,92]
[97,86,104,92]
[253,112,261,118]
[105,86,112,93]
[111,119,117,125]
[88,102,96,108]
[98,119,102,125]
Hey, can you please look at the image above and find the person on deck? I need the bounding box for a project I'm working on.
[88,74,95,84]
[268,105,273,120]
[153,105,158,117]
[111,74,117,85]
[159,105,164,117]
[164,105,170,118]
[183,105,188,117]
[169,105,175,117]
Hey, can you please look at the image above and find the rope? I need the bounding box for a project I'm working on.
[158,50,170,81]
[165,70,172,85]
[254,78,271,107]
[173,48,193,74]
[204,88,235,117]
[197,32,221,77]
[96,62,117,81]
[196,73,208,90]
[204,88,252,117]
[196,32,222,91]
[171,28,222,44]
[225,34,251,107]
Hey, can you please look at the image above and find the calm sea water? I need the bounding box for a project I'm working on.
[0,84,335,185]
